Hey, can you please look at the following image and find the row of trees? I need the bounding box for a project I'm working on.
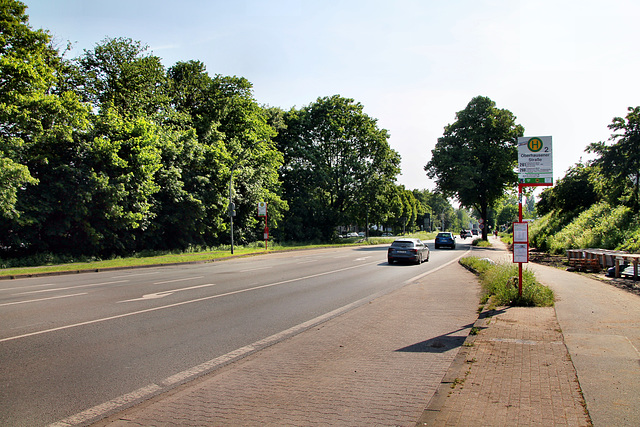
[0,1,451,261]
[16,0,637,261]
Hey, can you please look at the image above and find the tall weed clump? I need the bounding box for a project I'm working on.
[461,257,554,307]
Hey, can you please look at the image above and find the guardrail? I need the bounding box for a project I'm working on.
[566,249,639,280]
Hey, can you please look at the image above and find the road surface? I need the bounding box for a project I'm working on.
[0,242,472,426]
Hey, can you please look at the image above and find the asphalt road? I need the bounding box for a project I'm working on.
[0,241,472,426]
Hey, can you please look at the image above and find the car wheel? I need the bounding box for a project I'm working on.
[388,258,394,264]
[435,245,439,249]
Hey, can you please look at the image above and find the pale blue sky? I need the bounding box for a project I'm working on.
[24,0,640,191]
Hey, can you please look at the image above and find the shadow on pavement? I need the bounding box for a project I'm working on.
[395,322,476,353]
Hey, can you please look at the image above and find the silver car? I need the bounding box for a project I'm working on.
[387,238,430,264]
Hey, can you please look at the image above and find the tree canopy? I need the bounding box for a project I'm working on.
[425,96,523,239]
[275,95,401,240]
[587,106,640,212]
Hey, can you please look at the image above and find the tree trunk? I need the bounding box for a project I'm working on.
[481,202,488,240]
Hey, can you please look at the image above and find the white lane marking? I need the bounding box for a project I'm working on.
[0,293,88,307]
[12,280,129,296]
[118,283,218,303]
[355,256,372,261]
[111,271,161,279]
[153,276,204,285]
[0,283,54,292]
[1,260,379,344]
[240,266,273,273]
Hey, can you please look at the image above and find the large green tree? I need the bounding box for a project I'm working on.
[14,37,167,256]
[587,106,640,212]
[0,0,93,253]
[425,96,523,240]
[0,0,54,219]
[536,162,599,217]
[75,37,169,118]
[276,95,401,241]
[166,61,284,246]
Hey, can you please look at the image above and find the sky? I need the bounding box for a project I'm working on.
[23,0,640,192]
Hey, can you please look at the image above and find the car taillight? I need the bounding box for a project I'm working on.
[411,249,418,254]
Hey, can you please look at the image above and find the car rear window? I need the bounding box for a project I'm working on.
[391,241,414,248]
[437,233,450,238]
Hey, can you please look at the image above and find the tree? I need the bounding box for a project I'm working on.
[536,162,599,217]
[276,95,401,241]
[587,106,640,212]
[0,0,53,219]
[0,0,94,253]
[413,190,456,231]
[75,37,169,118]
[166,61,284,247]
[425,96,523,240]
[495,196,519,229]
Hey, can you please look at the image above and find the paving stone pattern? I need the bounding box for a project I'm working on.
[98,264,480,426]
[421,306,591,427]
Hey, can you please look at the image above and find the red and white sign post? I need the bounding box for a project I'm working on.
[516,136,553,296]
[257,202,268,250]
[513,219,529,296]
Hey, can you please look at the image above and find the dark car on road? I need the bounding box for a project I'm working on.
[435,232,456,249]
[387,238,430,264]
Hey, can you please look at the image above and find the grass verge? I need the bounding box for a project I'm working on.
[460,256,554,307]
[0,233,437,277]
[472,238,492,247]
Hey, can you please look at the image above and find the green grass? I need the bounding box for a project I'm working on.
[472,238,492,247]
[460,256,554,307]
[0,248,249,277]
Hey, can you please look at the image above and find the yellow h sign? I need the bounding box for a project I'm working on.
[527,137,543,152]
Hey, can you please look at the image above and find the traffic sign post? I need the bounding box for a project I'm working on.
[515,136,553,296]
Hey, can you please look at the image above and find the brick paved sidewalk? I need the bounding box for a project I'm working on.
[94,261,480,427]
[418,306,591,426]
